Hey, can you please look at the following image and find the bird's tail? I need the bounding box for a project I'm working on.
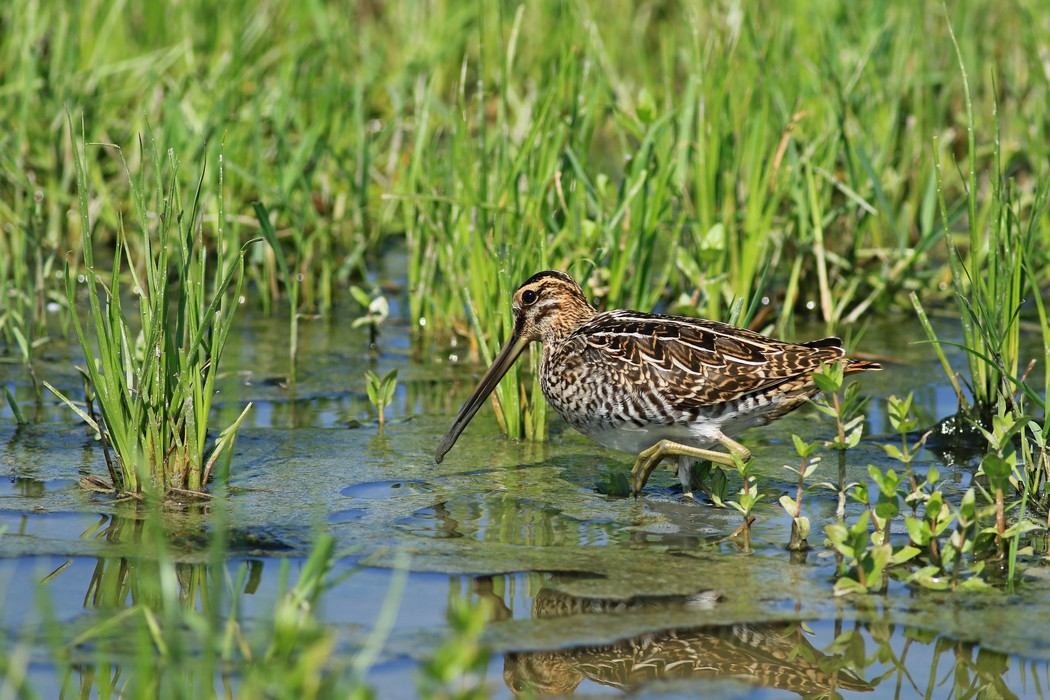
[843,357,882,374]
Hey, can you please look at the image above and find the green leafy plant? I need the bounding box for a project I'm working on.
[724,452,763,552]
[811,361,869,522]
[974,406,1033,562]
[825,467,924,595]
[881,394,931,510]
[826,510,916,596]
[781,434,820,551]
[829,392,1037,594]
[827,468,918,593]
[365,369,398,428]
[812,362,869,452]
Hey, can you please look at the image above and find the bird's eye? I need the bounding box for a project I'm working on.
[521,289,538,305]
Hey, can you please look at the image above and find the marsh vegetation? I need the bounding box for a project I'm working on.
[2,1,1050,696]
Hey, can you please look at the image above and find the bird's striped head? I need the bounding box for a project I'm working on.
[434,270,595,464]
[511,270,596,343]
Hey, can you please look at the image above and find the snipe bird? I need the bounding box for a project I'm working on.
[435,270,881,497]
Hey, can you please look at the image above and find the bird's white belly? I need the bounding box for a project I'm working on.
[556,407,771,456]
[561,416,712,454]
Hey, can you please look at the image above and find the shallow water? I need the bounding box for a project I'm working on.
[2,309,1049,698]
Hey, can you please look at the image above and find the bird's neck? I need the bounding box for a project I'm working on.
[544,301,596,346]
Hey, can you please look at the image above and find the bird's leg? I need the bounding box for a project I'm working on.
[630,440,737,497]
[674,456,696,499]
[676,458,725,500]
[716,433,752,463]
[630,433,752,497]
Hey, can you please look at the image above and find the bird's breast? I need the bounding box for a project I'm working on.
[538,340,717,450]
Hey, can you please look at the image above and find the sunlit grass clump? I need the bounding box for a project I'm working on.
[44,125,252,497]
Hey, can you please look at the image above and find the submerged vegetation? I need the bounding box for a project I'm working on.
[2,0,1050,695]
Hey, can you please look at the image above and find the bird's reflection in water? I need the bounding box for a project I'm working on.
[501,586,871,697]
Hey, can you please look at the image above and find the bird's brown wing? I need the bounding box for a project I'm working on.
[571,310,846,406]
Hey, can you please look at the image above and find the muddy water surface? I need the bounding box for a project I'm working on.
[2,310,1049,698]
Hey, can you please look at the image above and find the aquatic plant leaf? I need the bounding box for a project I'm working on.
[908,566,950,590]
[882,444,905,461]
[3,386,25,425]
[980,454,1011,485]
[891,546,921,566]
[845,424,864,449]
[379,369,398,405]
[843,489,866,511]
[874,497,899,520]
[825,522,856,559]
[868,465,900,497]
[813,362,844,394]
[349,286,372,308]
[365,371,380,406]
[905,517,931,546]
[43,381,101,435]
[709,467,729,505]
[203,402,254,487]
[833,577,868,596]
[957,576,994,592]
[865,543,893,581]
[369,296,389,320]
[794,516,811,540]
[888,394,917,433]
[792,434,819,458]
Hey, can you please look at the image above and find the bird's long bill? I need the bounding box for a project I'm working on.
[434,333,530,463]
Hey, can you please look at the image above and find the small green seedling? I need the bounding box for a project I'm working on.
[812,361,867,452]
[781,434,821,551]
[726,451,763,551]
[826,510,919,596]
[811,361,870,523]
[365,369,398,427]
